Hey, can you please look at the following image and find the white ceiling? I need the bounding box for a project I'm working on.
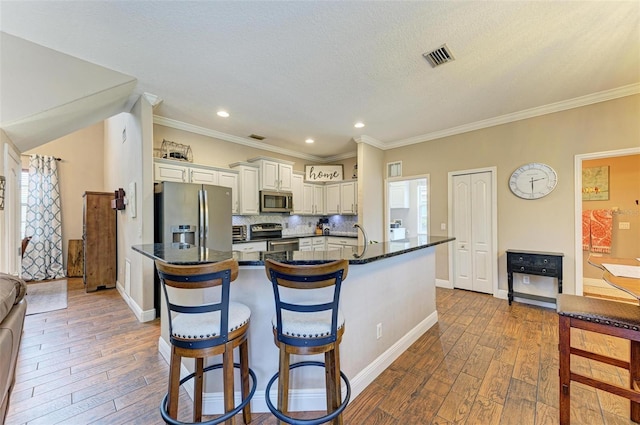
[1,1,639,160]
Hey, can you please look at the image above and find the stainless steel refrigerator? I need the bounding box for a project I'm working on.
[154,181,232,251]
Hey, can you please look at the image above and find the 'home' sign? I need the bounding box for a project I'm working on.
[305,165,343,182]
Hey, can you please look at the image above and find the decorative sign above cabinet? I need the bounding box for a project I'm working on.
[305,165,343,182]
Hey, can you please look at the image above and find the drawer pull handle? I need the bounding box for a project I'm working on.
[520,266,525,271]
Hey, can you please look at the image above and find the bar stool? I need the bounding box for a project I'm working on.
[264,259,351,425]
[557,294,640,424]
[156,258,256,425]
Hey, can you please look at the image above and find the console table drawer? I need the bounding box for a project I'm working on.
[506,249,564,305]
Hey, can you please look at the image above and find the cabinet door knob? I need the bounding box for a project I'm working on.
[543,259,548,264]
[542,268,547,273]
[519,257,524,261]
[520,266,525,271]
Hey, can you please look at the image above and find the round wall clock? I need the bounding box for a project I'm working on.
[509,162,558,199]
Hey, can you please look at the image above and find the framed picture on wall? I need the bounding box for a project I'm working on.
[582,166,609,201]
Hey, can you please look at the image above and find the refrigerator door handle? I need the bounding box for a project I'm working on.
[203,189,209,241]
[198,189,205,242]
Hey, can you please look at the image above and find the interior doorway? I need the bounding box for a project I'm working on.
[385,175,429,242]
[574,147,640,297]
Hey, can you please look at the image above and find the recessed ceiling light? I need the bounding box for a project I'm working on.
[217,110,230,118]
[305,138,315,144]
[354,122,365,128]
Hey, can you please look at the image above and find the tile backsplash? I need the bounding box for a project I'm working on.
[232,214,358,237]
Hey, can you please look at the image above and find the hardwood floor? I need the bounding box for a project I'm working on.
[6,278,637,424]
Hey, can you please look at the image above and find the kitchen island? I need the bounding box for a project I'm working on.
[133,236,454,414]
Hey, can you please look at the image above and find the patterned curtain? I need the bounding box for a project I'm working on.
[21,155,65,281]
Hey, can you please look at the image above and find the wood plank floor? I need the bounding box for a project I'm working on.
[6,278,637,424]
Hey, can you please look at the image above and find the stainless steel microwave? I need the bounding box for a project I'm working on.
[260,190,293,213]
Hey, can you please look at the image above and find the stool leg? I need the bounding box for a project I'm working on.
[168,346,181,419]
[194,357,204,422]
[631,340,640,422]
[240,338,252,424]
[325,346,343,425]
[559,316,571,425]
[223,341,236,425]
[277,347,290,425]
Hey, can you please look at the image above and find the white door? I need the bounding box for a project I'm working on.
[452,171,493,294]
[3,145,21,275]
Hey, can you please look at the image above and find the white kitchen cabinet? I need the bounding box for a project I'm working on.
[326,236,356,251]
[291,172,305,214]
[154,160,188,182]
[313,185,325,215]
[302,184,314,214]
[218,170,239,214]
[389,181,410,208]
[325,183,341,215]
[232,240,267,252]
[298,237,313,251]
[231,163,260,215]
[189,166,218,184]
[312,237,326,251]
[249,157,294,191]
[340,181,357,215]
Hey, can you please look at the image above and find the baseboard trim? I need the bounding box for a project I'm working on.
[436,278,452,289]
[157,310,439,413]
[116,281,156,322]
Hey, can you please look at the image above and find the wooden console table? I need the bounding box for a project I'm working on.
[507,249,564,305]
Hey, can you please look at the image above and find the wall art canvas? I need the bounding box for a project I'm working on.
[582,165,609,201]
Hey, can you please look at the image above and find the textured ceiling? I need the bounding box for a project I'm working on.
[1,1,639,159]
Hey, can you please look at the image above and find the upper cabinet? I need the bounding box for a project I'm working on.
[154,159,240,213]
[325,180,357,215]
[292,172,325,215]
[291,172,305,214]
[248,157,294,191]
[389,181,410,209]
[230,162,260,215]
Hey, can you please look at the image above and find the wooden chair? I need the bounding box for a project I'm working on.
[264,259,351,425]
[557,294,640,424]
[156,258,255,425]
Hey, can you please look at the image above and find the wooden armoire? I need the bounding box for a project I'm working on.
[83,191,116,292]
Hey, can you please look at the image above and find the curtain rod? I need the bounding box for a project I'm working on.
[21,154,62,161]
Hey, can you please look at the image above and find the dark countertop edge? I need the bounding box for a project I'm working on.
[233,234,358,244]
[133,237,455,266]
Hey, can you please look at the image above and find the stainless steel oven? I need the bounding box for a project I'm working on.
[260,191,293,213]
[249,223,299,252]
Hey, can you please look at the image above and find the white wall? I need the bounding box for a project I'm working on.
[104,96,156,321]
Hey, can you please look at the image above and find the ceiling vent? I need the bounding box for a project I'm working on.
[249,134,265,140]
[423,44,455,68]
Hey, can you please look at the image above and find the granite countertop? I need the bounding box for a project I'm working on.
[133,235,454,266]
[233,233,358,244]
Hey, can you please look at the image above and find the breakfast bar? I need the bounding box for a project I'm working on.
[133,236,454,414]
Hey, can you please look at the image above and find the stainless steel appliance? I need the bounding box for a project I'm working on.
[232,225,247,242]
[249,223,299,252]
[260,190,293,213]
[155,181,232,251]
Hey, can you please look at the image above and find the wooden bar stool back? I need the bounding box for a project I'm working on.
[264,259,351,425]
[156,258,256,425]
[557,294,640,424]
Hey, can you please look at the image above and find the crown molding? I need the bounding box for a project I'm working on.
[153,116,354,163]
[354,135,385,149]
[143,92,163,108]
[386,83,640,149]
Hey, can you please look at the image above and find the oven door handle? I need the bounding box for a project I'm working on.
[269,240,296,246]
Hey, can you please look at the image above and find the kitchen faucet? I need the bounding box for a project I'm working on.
[352,223,368,259]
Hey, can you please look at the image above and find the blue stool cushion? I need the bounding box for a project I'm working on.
[172,302,251,340]
[272,309,344,339]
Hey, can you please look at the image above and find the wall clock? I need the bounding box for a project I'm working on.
[509,162,557,199]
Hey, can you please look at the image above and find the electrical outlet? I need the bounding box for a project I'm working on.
[619,222,630,230]
[440,223,446,231]
[523,275,530,284]
[376,323,383,339]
